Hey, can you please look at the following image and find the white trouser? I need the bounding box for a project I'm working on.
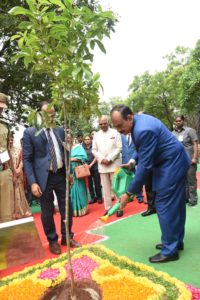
[100,172,115,210]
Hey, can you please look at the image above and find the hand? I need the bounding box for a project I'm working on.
[13,174,18,187]
[69,174,74,186]
[192,158,198,164]
[15,168,21,176]
[120,193,129,209]
[121,160,135,170]
[101,159,111,166]
[31,183,42,198]
[71,158,81,162]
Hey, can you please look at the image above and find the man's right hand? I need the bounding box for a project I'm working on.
[31,183,42,198]
[121,159,136,170]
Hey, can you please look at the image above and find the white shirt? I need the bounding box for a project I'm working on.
[92,127,122,173]
[44,128,63,169]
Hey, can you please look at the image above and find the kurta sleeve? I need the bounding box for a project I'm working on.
[92,135,105,163]
[107,132,122,162]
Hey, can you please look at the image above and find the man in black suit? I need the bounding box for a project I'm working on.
[23,101,81,254]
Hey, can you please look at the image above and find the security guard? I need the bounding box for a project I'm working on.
[0,93,14,222]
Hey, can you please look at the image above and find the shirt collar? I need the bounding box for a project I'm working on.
[174,126,186,132]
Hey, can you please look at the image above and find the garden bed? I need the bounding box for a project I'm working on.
[0,245,198,299]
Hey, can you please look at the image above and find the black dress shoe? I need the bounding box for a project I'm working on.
[137,198,144,203]
[116,209,123,217]
[88,199,96,204]
[97,199,103,204]
[141,209,156,217]
[149,252,179,263]
[188,202,197,206]
[156,243,184,250]
[103,210,109,216]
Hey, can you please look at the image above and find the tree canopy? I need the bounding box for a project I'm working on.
[127,44,200,130]
[1,0,117,133]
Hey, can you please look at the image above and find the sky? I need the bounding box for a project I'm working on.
[92,0,200,101]
[14,0,200,143]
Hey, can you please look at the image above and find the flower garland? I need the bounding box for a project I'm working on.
[0,245,197,300]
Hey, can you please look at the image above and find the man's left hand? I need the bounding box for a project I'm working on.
[120,193,129,209]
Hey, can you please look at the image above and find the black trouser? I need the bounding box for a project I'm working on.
[88,169,102,201]
[186,163,198,204]
[39,168,73,244]
[145,172,156,210]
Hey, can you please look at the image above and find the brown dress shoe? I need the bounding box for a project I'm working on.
[49,242,61,255]
[70,239,81,248]
[61,238,81,248]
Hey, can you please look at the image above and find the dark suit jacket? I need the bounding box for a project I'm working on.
[127,114,191,194]
[121,134,137,164]
[23,127,65,192]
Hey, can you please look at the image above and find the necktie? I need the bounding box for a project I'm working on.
[46,128,58,173]
[127,134,131,146]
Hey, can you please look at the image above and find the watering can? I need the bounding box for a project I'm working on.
[100,167,135,223]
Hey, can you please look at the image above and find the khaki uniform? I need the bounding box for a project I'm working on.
[0,119,14,222]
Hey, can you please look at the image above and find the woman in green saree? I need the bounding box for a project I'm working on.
[70,143,88,216]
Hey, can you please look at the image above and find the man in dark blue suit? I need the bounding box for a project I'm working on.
[111,105,191,263]
[23,101,80,254]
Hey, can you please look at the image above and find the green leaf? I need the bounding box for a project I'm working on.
[72,66,82,77]
[95,40,106,54]
[83,54,93,61]
[18,21,33,30]
[90,40,95,50]
[10,34,21,41]
[49,0,65,9]
[9,6,33,17]
[18,37,24,48]
[62,0,73,7]
[26,0,37,12]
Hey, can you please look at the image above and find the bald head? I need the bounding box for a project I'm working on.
[111,105,133,134]
[99,115,109,132]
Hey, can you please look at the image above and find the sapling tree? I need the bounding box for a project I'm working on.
[9,0,116,298]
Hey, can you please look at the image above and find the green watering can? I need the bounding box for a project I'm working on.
[100,167,135,223]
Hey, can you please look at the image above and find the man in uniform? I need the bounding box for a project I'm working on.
[0,93,14,223]
[172,115,198,206]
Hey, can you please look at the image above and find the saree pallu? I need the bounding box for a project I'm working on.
[70,145,88,216]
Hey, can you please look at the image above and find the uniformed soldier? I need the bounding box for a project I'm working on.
[0,92,14,223]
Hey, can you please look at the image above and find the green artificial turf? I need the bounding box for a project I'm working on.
[92,192,200,288]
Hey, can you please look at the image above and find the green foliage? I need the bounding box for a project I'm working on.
[0,0,51,127]
[9,0,116,127]
[179,40,200,112]
[127,47,197,129]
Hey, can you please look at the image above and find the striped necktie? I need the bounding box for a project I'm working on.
[46,128,58,173]
[127,133,131,146]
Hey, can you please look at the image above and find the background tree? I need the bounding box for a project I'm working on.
[127,47,192,129]
[0,0,51,127]
[180,39,200,114]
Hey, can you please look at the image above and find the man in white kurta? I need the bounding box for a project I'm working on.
[92,116,122,211]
